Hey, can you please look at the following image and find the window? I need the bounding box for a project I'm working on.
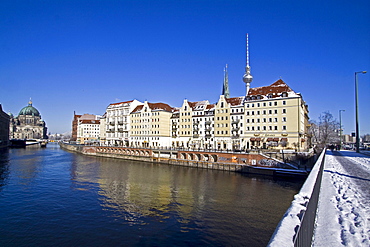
[282,109,286,114]
[274,102,277,106]
[274,126,278,130]
[282,126,287,130]
[283,101,286,105]
[282,117,286,122]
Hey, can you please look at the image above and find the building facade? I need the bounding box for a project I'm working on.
[9,100,47,140]
[105,100,143,146]
[130,101,173,148]
[0,104,10,148]
[77,119,100,144]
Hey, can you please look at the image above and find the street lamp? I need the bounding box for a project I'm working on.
[339,109,345,149]
[355,71,367,153]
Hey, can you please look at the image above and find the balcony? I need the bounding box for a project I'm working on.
[231,134,240,139]
[232,119,240,124]
[106,129,115,133]
[205,121,212,125]
[109,121,115,125]
[232,126,240,131]
[118,121,124,125]
[205,134,212,138]
[193,134,199,138]
[205,127,212,132]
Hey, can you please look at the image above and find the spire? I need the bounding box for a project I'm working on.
[28,98,32,106]
[243,33,253,96]
[222,64,230,98]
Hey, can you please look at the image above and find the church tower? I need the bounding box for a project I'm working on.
[242,34,253,95]
[222,64,230,98]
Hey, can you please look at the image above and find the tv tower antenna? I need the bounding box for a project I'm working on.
[243,33,253,96]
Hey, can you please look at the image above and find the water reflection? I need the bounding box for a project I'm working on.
[0,148,10,190]
[70,155,303,245]
[1,145,303,246]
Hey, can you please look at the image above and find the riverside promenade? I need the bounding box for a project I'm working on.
[268,150,370,246]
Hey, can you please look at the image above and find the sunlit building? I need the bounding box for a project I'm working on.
[130,101,174,147]
[105,100,143,146]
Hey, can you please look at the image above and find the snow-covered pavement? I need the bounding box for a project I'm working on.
[313,150,370,246]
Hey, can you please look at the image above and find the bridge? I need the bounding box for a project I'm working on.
[268,149,370,246]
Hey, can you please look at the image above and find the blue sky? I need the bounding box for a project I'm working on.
[1,0,369,135]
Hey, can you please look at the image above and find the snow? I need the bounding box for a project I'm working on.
[268,149,326,246]
[313,151,370,246]
[268,150,370,246]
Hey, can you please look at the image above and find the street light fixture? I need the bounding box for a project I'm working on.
[355,71,367,153]
[339,109,345,149]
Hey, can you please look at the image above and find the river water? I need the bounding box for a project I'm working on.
[0,143,303,246]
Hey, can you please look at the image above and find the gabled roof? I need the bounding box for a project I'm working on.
[188,100,209,110]
[225,96,245,106]
[131,102,174,114]
[248,79,294,97]
[79,119,100,124]
[109,100,134,106]
[148,102,173,112]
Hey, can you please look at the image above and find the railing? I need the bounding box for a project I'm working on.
[268,148,326,247]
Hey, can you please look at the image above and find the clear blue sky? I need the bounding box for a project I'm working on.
[1,0,369,135]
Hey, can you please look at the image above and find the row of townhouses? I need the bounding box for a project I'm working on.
[72,77,310,151]
[71,36,310,151]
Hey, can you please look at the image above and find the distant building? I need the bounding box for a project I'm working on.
[9,100,47,140]
[72,113,101,144]
[0,104,10,148]
[77,119,100,144]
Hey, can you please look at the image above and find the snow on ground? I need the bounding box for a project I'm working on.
[313,150,370,246]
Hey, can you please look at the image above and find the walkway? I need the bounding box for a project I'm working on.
[313,150,370,246]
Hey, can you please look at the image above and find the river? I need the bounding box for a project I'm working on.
[0,143,303,246]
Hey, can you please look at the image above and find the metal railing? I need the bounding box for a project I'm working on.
[293,149,325,247]
[268,148,326,247]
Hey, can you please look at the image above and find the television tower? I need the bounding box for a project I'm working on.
[243,34,253,96]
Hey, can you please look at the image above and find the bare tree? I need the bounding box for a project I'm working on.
[309,111,339,148]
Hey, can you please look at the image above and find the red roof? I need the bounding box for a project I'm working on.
[248,79,294,97]
[131,102,174,113]
[225,97,244,106]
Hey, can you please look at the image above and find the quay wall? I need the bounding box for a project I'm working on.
[60,143,306,177]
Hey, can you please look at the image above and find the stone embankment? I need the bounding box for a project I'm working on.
[59,142,308,177]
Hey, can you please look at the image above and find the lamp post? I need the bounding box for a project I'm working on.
[355,71,367,153]
[339,109,345,149]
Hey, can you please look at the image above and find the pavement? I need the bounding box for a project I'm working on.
[312,150,370,246]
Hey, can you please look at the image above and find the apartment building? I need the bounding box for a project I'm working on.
[130,101,173,148]
[243,79,309,150]
[77,119,100,144]
[105,100,143,146]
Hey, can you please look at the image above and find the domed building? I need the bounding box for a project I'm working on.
[9,100,48,139]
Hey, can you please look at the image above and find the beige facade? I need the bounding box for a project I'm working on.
[130,101,173,148]
[242,79,309,150]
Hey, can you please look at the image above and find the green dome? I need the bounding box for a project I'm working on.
[19,100,40,116]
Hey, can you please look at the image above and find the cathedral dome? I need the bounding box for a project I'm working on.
[19,100,40,117]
